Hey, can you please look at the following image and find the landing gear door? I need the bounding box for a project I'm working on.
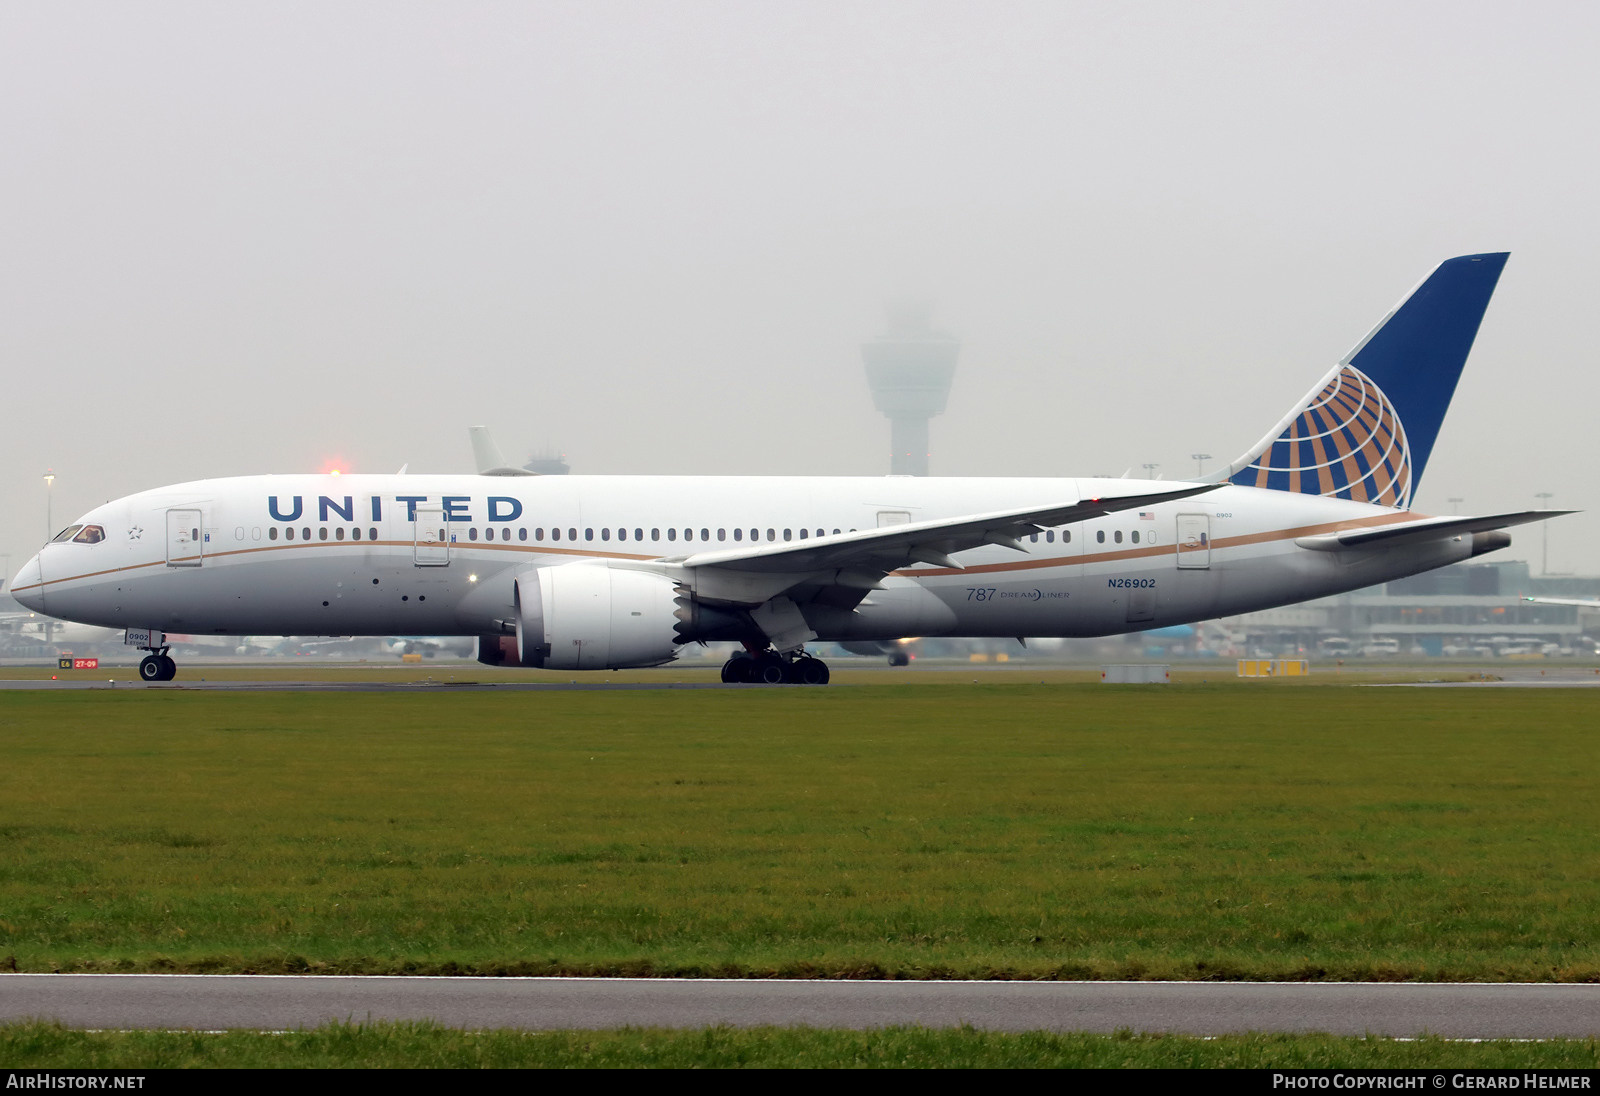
[414,507,450,566]
[1175,514,1210,569]
[166,509,204,567]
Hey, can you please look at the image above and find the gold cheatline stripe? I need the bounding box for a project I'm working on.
[17,510,1427,593]
[894,511,1420,578]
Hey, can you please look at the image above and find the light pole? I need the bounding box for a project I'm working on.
[1141,462,1161,480]
[1447,497,1464,514]
[1535,493,1554,574]
[42,470,56,646]
[1191,453,1211,478]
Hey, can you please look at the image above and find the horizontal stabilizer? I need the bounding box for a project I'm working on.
[1294,509,1572,552]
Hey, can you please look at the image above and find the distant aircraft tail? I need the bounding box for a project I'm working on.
[469,425,537,477]
[1213,253,1509,509]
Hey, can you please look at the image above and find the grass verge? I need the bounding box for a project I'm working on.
[2,683,1596,980]
[4,1021,1599,1068]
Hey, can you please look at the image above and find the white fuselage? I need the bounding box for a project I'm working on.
[12,473,1467,644]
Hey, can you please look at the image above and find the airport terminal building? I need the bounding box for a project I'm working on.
[1226,560,1600,658]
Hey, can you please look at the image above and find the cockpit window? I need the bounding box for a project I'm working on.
[72,525,106,544]
[51,525,83,543]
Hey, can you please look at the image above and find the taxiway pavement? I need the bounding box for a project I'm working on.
[4,975,1599,1037]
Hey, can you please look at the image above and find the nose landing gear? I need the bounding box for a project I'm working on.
[131,630,178,681]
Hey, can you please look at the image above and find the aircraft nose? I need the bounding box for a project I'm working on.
[10,554,43,611]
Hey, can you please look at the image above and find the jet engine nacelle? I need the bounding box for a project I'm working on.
[514,563,684,670]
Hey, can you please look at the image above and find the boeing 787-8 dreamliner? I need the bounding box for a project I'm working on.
[11,253,1565,683]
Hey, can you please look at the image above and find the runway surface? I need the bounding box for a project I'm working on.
[4,665,1600,691]
[5,976,1600,1037]
[0,678,723,691]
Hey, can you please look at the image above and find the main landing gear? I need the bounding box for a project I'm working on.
[138,651,178,682]
[719,648,830,685]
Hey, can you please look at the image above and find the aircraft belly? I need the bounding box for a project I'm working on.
[942,572,1100,637]
[86,552,472,637]
[1153,534,1473,625]
[1154,567,1221,628]
[813,577,960,641]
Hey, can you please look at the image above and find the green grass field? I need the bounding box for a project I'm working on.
[2,679,1596,981]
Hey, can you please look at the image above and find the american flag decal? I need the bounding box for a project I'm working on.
[1138,511,1155,520]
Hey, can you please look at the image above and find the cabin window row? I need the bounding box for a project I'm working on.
[530,527,850,543]
[262,524,1159,548]
[1022,528,1157,545]
[264,525,857,545]
[269,527,381,542]
[1094,529,1154,544]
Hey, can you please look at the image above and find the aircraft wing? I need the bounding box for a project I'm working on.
[1522,596,1600,608]
[663,483,1218,606]
[1293,510,1573,552]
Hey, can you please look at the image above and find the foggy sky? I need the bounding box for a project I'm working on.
[4,1,1597,583]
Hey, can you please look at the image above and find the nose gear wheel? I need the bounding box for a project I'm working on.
[139,654,177,682]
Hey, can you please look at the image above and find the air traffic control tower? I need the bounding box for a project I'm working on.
[861,303,960,477]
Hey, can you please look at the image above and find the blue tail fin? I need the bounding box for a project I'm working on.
[1218,253,1508,508]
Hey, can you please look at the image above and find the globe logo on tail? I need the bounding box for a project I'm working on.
[1233,365,1413,508]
